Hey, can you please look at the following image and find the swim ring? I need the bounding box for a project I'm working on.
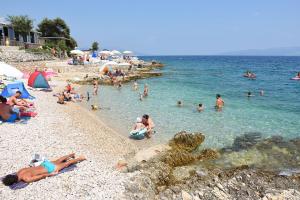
[130,128,147,140]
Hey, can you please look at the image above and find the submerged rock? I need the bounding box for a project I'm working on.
[169,131,205,152]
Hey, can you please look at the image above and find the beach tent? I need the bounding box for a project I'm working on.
[0,62,23,79]
[1,81,34,99]
[28,71,50,89]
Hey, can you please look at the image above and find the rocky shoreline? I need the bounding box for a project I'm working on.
[122,132,300,200]
[69,62,164,86]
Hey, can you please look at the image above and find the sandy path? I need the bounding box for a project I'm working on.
[0,81,137,200]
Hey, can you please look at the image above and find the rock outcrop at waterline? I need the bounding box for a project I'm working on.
[123,132,300,200]
[123,131,219,199]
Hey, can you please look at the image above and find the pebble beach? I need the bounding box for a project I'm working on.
[0,80,137,200]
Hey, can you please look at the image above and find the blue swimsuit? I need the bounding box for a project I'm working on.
[41,160,56,173]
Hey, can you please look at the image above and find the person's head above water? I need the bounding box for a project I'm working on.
[2,174,18,186]
[248,92,251,95]
[142,114,149,120]
[177,101,182,105]
[216,94,221,99]
[199,103,202,107]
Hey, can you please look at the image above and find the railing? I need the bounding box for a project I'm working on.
[0,39,41,49]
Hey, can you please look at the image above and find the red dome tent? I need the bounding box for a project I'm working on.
[28,71,50,88]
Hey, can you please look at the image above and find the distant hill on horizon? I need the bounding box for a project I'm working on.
[222,47,300,56]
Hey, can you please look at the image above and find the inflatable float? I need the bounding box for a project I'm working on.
[291,77,300,80]
[129,128,147,140]
[243,74,256,79]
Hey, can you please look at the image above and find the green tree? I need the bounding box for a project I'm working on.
[92,41,99,51]
[37,17,77,52]
[7,15,33,42]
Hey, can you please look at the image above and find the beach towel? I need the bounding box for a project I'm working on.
[1,164,77,190]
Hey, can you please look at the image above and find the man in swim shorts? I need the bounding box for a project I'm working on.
[0,96,20,123]
[142,114,155,138]
[2,153,86,186]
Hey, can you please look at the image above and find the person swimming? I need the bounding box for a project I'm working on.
[197,103,204,112]
[177,100,183,107]
[247,91,255,97]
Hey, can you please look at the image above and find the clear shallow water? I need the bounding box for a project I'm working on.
[83,56,300,148]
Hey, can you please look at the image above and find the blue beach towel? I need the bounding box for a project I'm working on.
[1,164,77,190]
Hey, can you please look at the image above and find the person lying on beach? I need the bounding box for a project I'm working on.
[57,93,66,104]
[198,103,204,112]
[8,91,29,112]
[2,154,86,186]
[66,84,72,93]
[0,96,20,123]
[142,114,155,138]
[215,94,224,111]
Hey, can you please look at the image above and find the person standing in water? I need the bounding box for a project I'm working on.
[260,90,264,96]
[143,84,149,97]
[93,79,99,95]
[133,80,138,91]
[215,94,224,111]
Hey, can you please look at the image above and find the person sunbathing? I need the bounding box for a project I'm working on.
[2,154,86,186]
[8,91,29,112]
[0,95,20,122]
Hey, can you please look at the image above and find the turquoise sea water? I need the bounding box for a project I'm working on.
[84,56,300,148]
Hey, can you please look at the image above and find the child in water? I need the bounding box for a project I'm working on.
[132,117,145,132]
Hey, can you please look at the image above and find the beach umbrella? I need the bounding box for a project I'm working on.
[70,49,84,55]
[111,50,121,55]
[99,50,111,55]
[0,62,23,79]
[123,50,133,55]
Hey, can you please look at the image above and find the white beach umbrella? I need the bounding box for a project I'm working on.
[123,50,133,55]
[111,50,121,55]
[99,50,111,55]
[70,49,84,55]
[0,62,23,79]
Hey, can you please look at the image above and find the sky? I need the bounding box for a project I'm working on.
[1,0,300,55]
